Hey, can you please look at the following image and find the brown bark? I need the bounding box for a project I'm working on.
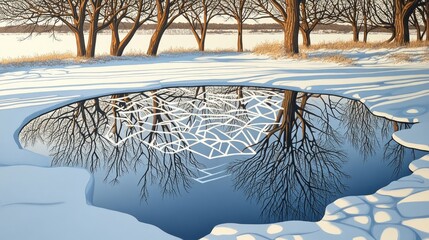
[363,8,368,43]
[86,19,99,58]
[110,19,143,56]
[352,23,360,42]
[147,23,168,56]
[110,22,121,56]
[301,29,311,47]
[386,29,396,42]
[426,2,429,41]
[147,0,178,56]
[237,20,244,52]
[74,31,86,57]
[300,0,310,47]
[192,24,208,51]
[284,0,300,54]
[412,11,423,41]
[394,0,420,45]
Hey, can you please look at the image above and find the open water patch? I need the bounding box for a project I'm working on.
[19,86,426,239]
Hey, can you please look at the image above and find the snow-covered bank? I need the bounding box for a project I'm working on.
[203,155,429,240]
[0,48,428,239]
[0,166,179,240]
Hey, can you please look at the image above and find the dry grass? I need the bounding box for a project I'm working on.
[253,41,285,59]
[253,41,354,65]
[307,40,429,50]
[159,47,236,55]
[390,53,413,63]
[0,52,82,67]
[312,54,355,65]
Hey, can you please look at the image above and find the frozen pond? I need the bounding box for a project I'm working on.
[20,86,426,239]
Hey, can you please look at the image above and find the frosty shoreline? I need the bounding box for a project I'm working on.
[0,50,428,239]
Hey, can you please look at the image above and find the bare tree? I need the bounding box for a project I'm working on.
[146,0,192,56]
[86,0,129,57]
[370,0,396,42]
[299,0,337,47]
[336,0,363,42]
[0,0,127,57]
[426,1,429,41]
[410,3,429,41]
[220,0,255,52]
[0,0,88,57]
[394,0,421,45]
[253,0,300,54]
[109,0,155,56]
[361,0,377,42]
[183,0,221,51]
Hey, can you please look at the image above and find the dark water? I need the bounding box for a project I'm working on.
[20,87,426,240]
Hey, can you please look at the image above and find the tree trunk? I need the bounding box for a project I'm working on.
[362,0,369,43]
[110,24,141,56]
[352,23,360,42]
[426,2,429,41]
[237,20,243,52]
[74,31,86,57]
[198,40,205,51]
[86,17,99,58]
[110,22,121,56]
[281,90,298,150]
[199,25,208,51]
[413,12,422,41]
[394,0,419,45]
[301,29,311,47]
[284,0,300,54]
[385,29,396,43]
[147,22,167,56]
[395,12,410,44]
[299,0,310,47]
[363,15,368,42]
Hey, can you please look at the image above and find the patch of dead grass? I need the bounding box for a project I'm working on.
[0,53,77,65]
[390,53,413,63]
[307,40,429,50]
[159,47,236,55]
[312,54,355,65]
[253,41,354,65]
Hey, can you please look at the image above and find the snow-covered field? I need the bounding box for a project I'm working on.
[0,32,428,240]
[0,30,400,59]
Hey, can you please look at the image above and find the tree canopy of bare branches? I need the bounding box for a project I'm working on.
[220,0,255,51]
[300,0,337,46]
[108,0,155,56]
[183,0,221,51]
[146,0,193,56]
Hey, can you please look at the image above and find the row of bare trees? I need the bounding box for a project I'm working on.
[1,0,428,57]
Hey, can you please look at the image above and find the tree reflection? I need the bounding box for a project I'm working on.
[20,92,200,199]
[341,99,416,174]
[383,121,415,175]
[20,87,416,221]
[228,90,347,221]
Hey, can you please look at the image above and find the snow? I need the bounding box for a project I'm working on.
[0,36,429,239]
[0,166,179,240]
[0,31,397,59]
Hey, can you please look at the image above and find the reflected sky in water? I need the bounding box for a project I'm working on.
[20,86,426,240]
